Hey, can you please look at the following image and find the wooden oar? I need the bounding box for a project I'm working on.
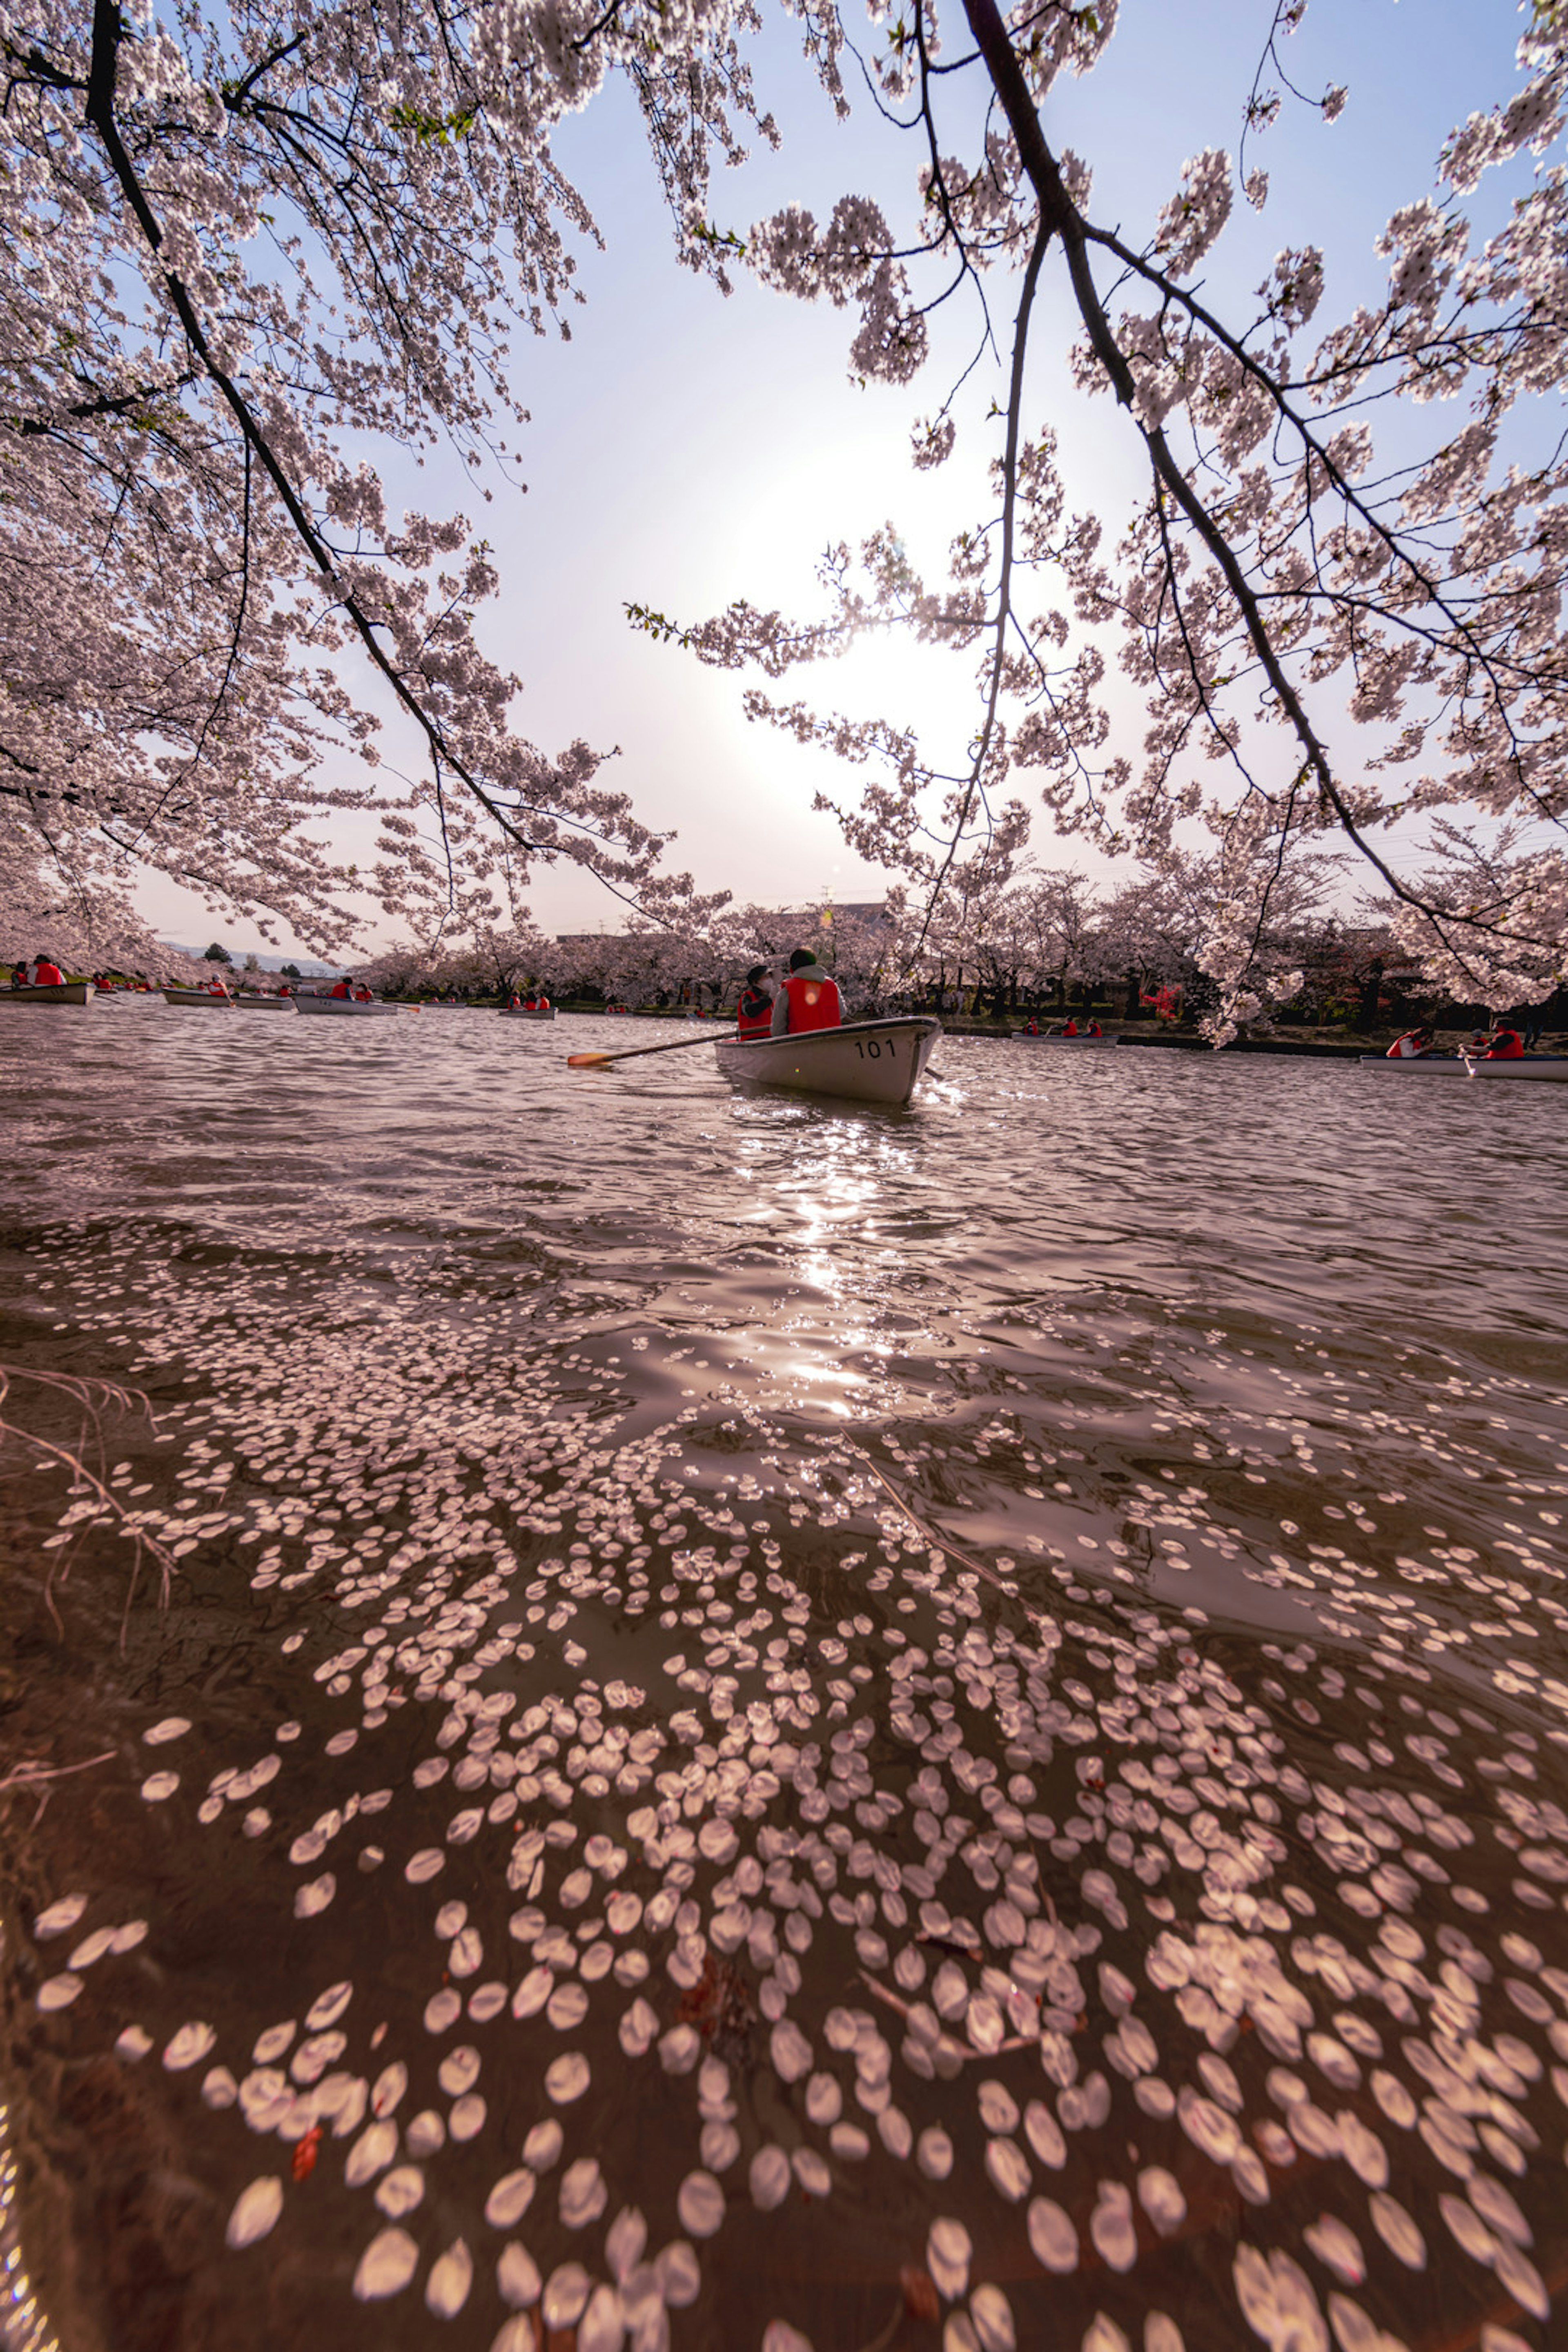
[568,1026,741,1069]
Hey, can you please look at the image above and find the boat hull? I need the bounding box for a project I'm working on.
[234,994,296,1011]
[1013,1031,1117,1045]
[498,1007,557,1020]
[163,987,237,1007]
[1359,1054,1568,1080]
[714,1017,942,1107]
[2,981,96,1005]
[294,994,401,1016]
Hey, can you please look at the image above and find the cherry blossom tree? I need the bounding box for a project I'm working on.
[643,0,1568,1035]
[0,0,755,962]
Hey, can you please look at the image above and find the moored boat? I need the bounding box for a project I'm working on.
[1,980,96,1006]
[1013,1029,1118,1045]
[714,1016,942,1107]
[294,993,401,1016]
[498,1005,557,1021]
[163,986,237,1008]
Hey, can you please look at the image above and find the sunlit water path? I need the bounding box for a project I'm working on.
[1,1002,1566,2352]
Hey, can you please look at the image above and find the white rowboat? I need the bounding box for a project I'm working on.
[163,986,238,1007]
[1013,1030,1118,1045]
[234,994,296,1011]
[294,993,401,1017]
[714,1017,942,1107]
[1358,1054,1568,1081]
[2,981,96,1005]
[498,1006,557,1021]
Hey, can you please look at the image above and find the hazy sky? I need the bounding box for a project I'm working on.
[138,0,1528,958]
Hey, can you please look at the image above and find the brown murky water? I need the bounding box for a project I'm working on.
[2,1000,1566,2352]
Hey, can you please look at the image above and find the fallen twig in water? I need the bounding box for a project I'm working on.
[0,1363,176,1644]
[0,1749,116,1796]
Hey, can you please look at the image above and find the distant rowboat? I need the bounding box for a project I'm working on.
[714,1017,941,1107]
[1013,1030,1118,1045]
[294,993,400,1017]
[1358,1054,1568,1081]
[163,986,237,1008]
[234,994,296,1012]
[2,981,96,1006]
[499,1006,557,1021]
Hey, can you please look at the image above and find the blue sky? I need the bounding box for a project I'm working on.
[139,0,1535,958]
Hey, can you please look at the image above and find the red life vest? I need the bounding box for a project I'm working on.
[1485,1029,1524,1059]
[1388,1031,1428,1058]
[32,960,64,985]
[737,988,773,1040]
[780,970,842,1033]
[1062,1018,1078,1036]
[537,996,550,1009]
[1085,1020,1102,1036]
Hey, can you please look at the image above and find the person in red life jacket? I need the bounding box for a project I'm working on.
[508,991,523,1009]
[330,976,352,998]
[1483,1023,1525,1059]
[1022,1017,1039,1034]
[737,964,774,1041]
[1084,1018,1102,1036]
[9,960,28,988]
[1386,1024,1437,1058]
[772,946,842,1035]
[352,982,373,1002]
[536,992,550,1010]
[205,970,231,995]
[28,954,65,985]
[1059,1017,1080,1037]
[522,993,537,1010]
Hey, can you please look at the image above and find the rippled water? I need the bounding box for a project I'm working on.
[2,1000,1567,2352]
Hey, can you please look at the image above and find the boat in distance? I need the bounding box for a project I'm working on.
[714,1016,942,1107]
[163,985,240,1008]
[1358,1054,1568,1081]
[294,993,401,1017]
[498,1005,557,1021]
[2,981,96,1005]
[233,993,296,1011]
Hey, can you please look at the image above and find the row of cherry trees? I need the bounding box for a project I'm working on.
[2,0,1565,1027]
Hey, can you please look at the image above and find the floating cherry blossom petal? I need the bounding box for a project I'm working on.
[750,2145,791,2210]
[497,2242,543,2307]
[927,2218,972,2302]
[225,2176,283,2250]
[34,1895,89,1940]
[294,1874,335,1919]
[36,1973,82,2012]
[487,2170,537,2228]
[376,2166,425,2218]
[406,2110,447,2157]
[970,2284,1016,2352]
[140,1771,180,1802]
[984,2138,1031,2203]
[164,2021,216,2070]
[677,2171,725,2237]
[542,2263,592,2330]
[546,2051,590,2103]
[353,2226,419,2301]
[1027,2198,1078,2275]
[770,2020,813,2083]
[450,2093,486,2140]
[426,2237,474,2317]
[657,2241,701,2307]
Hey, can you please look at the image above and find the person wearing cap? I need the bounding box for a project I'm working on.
[1482,1022,1524,1060]
[27,954,65,986]
[772,946,842,1036]
[737,964,775,1041]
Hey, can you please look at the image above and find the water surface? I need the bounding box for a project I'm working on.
[1,1002,1566,2352]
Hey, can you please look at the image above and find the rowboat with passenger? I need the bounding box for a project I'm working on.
[714,1016,941,1107]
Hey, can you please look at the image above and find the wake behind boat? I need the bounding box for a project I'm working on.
[714,1016,941,1107]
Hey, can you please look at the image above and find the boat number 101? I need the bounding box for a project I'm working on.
[854,1038,896,1059]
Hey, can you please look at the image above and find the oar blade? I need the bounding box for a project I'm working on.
[567,1051,612,1069]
